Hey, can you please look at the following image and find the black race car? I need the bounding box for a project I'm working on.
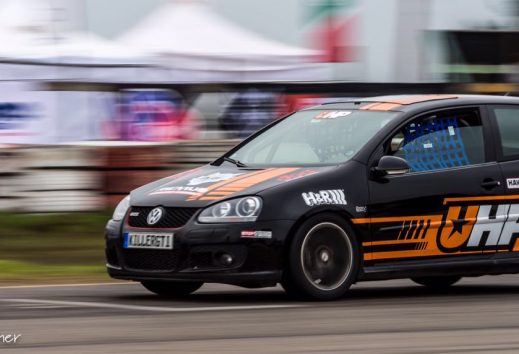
[106,94,519,300]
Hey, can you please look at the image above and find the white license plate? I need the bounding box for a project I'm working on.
[123,232,174,250]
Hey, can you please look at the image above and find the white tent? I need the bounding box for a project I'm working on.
[0,0,162,82]
[0,31,150,66]
[119,1,326,81]
[0,0,327,82]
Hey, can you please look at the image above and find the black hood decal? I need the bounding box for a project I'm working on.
[130,165,328,207]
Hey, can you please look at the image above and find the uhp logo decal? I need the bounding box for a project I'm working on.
[438,204,519,252]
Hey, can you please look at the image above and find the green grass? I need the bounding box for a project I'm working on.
[0,212,113,284]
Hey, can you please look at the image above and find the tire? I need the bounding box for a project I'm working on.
[282,213,360,301]
[141,281,203,298]
[411,276,461,289]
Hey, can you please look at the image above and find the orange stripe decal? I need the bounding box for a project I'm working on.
[191,168,299,201]
[359,95,458,111]
[366,239,427,247]
[371,103,402,111]
[514,239,519,252]
[358,195,519,262]
[352,215,443,224]
[360,102,379,110]
[360,102,402,111]
[367,249,490,261]
[186,169,272,201]
[443,195,519,205]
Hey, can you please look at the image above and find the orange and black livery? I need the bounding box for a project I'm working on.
[106,94,519,300]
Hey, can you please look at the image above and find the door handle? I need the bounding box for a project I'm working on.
[481,179,501,190]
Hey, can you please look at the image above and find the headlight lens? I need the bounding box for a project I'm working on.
[212,202,232,218]
[112,195,130,221]
[198,196,262,223]
[236,197,261,217]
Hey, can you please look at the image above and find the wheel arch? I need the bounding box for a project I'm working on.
[282,208,365,271]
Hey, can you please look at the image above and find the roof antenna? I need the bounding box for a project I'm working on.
[504,92,511,96]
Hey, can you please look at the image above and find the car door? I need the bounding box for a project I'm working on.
[365,106,505,264]
[488,105,519,253]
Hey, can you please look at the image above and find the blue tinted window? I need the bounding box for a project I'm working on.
[391,109,484,172]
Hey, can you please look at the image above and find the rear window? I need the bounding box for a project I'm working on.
[493,107,519,158]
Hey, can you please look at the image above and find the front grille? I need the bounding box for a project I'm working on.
[121,249,183,271]
[128,207,199,228]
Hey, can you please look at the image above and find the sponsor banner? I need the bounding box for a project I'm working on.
[0,82,56,144]
[113,89,198,142]
[0,84,124,144]
[58,91,116,142]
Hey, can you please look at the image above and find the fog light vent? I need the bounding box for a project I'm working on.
[219,253,234,266]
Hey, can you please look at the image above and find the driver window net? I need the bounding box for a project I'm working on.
[402,117,470,172]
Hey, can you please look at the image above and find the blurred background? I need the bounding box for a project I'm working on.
[1,0,519,283]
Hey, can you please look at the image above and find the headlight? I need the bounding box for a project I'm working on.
[112,195,130,221]
[198,196,262,223]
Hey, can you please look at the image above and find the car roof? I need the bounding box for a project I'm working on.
[309,94,519,112]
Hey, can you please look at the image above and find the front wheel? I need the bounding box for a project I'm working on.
[141,281,203,297]
[282,214,360,300]
[411,276,461,290]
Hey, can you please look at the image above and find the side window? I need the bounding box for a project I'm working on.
[493,107,519,158]
[386,108,485,172]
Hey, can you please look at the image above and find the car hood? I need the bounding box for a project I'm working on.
[130,164,332,208]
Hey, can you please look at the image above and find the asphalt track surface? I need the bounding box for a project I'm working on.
[3,276,519,353]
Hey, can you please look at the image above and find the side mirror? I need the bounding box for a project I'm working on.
[372,156,410,177]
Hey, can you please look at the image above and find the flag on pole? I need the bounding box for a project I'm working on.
[305,0,359,63]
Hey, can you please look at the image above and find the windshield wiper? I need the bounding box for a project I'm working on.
[222,156,248,168]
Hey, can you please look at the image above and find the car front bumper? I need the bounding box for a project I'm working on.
[105,218,294,287]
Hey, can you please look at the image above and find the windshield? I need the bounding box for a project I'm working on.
[229,109,397,166]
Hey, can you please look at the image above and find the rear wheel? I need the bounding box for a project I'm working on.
[282,214,360,300]
[141,281,203,297]
[411,276,461,289]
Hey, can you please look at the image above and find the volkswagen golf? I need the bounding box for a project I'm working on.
[105,94,519,300]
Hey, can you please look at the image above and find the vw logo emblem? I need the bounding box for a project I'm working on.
[147,207,164,225]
